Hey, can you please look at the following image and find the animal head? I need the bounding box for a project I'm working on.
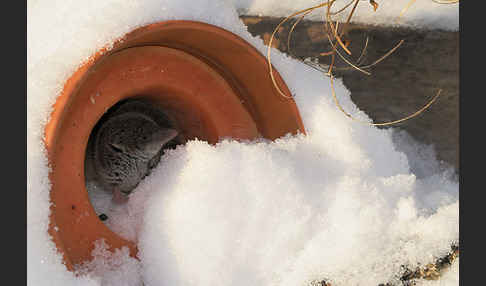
[94,112,178,195]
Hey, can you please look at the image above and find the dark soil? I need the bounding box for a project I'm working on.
[240,16,459,174]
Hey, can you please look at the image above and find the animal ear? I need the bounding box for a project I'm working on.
[141,128,178,157]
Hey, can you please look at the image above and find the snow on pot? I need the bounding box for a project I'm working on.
[44,20,305,270]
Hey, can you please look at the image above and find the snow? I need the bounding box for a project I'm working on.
[27,0,459,286]
[232,0,459,31]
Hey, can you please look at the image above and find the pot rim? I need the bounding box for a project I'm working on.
[44,20,305,271]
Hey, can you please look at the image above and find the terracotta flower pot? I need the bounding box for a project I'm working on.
[44,20,305,270]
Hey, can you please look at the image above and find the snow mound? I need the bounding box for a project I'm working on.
[28,1,459,285]
[233,0,459,31]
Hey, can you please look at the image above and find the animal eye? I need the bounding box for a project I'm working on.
[109,143,123,153]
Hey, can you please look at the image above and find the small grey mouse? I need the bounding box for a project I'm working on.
[86,101,178,203]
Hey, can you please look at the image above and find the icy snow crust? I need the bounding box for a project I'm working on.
[233,0,459,31]
[27,1,458,285]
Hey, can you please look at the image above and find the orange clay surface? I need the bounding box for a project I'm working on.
[44,21,305,270]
